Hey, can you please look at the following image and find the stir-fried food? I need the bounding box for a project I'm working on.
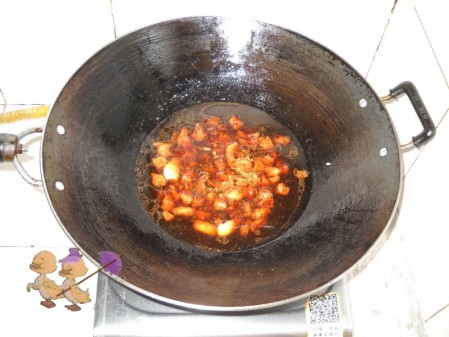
[149,114,308,240]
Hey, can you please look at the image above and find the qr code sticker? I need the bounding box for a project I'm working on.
[308,293,340,324]
[306,293,342,337]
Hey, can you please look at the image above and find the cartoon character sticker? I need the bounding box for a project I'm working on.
[58,248,92,311]
[27,248,122,311]
[27,250,64,308]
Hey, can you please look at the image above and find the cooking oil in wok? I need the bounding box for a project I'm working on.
[135,102,310,251]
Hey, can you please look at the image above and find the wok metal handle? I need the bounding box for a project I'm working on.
[381,81,436,151]
[0,127,43,186]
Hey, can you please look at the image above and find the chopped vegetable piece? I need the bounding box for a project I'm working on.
[193,220,217,236]
[217,220,236,237]
[162,211,175,221]
[163,158,180,181]
[172,206,195,217]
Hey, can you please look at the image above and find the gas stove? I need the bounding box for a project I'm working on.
[94,273,353,337]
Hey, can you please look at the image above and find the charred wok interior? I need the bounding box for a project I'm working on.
[42,17,401,309]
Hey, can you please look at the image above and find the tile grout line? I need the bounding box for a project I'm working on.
[412,0,449,90]
[403,0,449,179]
[365,0,397,79]
[0,88,6,106]
[110,0,118,39]
[425,302,449,323]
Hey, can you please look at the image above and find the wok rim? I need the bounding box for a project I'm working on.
[39,16,404,311]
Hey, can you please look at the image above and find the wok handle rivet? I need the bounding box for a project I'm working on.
[55,181,65,191]
[56,125,66,135]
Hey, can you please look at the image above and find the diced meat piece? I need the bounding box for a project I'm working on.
[151,173,167,187]
[234,158,253,173]
[247,132,260,146]
[252,207,270,220]
[241,201,253,218]
[256,189,274,207]
[194,210,212,221]
[214,157,226,171]
[275,183,290,195]
[153,142,172,157]
[273,135,291,145]
[152,156,167,171]
[241,185,256,200]
[206,192,216,204]
[259,174,270,187]
[205,116,222,126]
[275,160,289,175]
[191,193,206,208]
[264,166,281,177]
[249,217,267,234]
[258,136,274,151]
[229,115,244,130]
[192,123,207,142]
[214,198,228,211]
[176,127,193,149]
[161,193,175,211]
[225,188,243,202]
[293,168,309,179]
[239,224,250,237]
[179,191,193,205]
[253,157,265,173]
[261,154,276,166]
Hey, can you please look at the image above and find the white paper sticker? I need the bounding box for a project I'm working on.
[306,292,343,337]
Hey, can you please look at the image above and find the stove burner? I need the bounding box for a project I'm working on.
[93,274,353,337]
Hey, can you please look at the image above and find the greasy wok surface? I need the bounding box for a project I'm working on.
[42,17,401,310]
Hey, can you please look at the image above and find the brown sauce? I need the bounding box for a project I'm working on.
[135,102,309,251]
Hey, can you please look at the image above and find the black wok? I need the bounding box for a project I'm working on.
[31,17,435,310]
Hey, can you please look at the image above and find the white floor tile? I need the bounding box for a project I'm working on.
[412,0,449,87]
[112,0,392,76]
[392,108,449,321]
[0,0,114,104]
[0,247,96,337]
[365,0,449,175]
[348,215,427,337]
[0,105,72,247]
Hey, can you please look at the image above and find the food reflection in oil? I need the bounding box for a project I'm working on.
[135,102,309,251]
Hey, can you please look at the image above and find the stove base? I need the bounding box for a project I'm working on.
[94,273,353,337]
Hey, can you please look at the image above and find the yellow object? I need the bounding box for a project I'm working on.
[59,256,92,308]
[0,105,49,123]
[27,251,64,304]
